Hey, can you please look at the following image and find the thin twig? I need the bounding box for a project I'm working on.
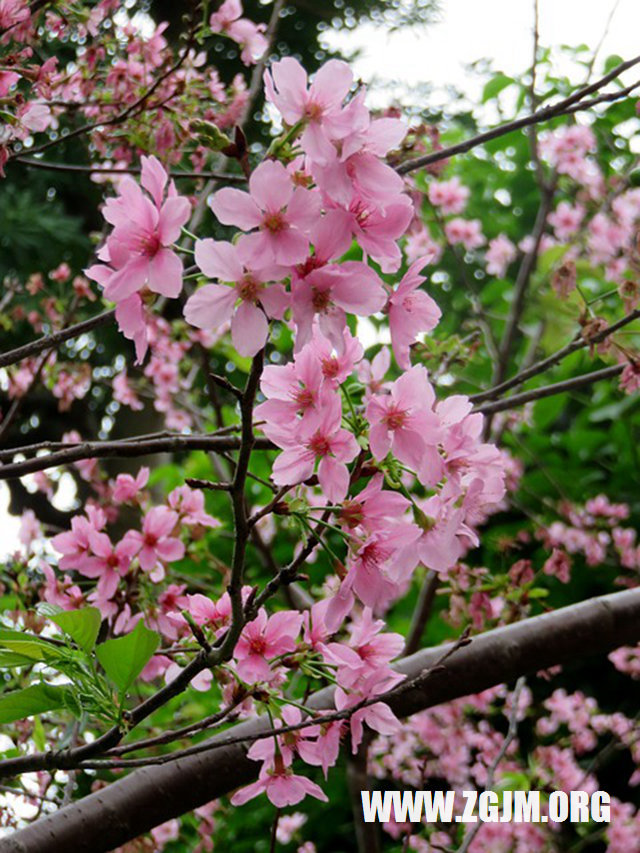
[457,677,526,853]
[474,363,624,416]
[396,55,640,175]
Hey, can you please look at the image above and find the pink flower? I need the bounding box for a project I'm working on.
[112,371,143,411]
[620,361,640,395]
[335,675,401,752]
[444,218,485,250]
[88,156,190,303]
[19,103,52,132]
[331,192,414,273]
[0,70,19,96]
[255,337,331,427]
[210,159,320,265]
[485,234,516,277]
[184,237,287,357]
[322,608,404,690]
[312,105,407,204]
[264,57,360,165]
[231,757,328,808]
[86,156,191,361]
[548,201,585,241]
[366,365,441,469]
[167,485,220,528]
[52,513,102,574]
[112,467,149,503]
[358,347,391,399]
[388,256,441,369]
[342,526,420,610]
[209,0,267,65]
[270,394,360,502]
[292,261,386,351]
[249,705,343,780]
[82,530,139,600]
[338,473,411,533]
[125,506,185,582]
[428,177,469,215]
[234,609,303,683]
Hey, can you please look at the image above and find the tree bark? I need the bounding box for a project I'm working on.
[3,588,639,853]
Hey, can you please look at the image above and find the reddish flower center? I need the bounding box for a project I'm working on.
[139,230,161,257]
[322,356,340,379]
[358,540,388,569]
[311,287,332,313]
[249,635,267,655]
[382,404,408,431]
[340,500,363,528]
[308,431,331,457]
[349,198,373,227]
[296,255,325,278]
[144,532,158,548]
[237,275,260,302]
[294,386,315,411]
[263,211,286,233]
[305,100,324,121]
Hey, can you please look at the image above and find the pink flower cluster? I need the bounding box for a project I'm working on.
[87,156,191,362]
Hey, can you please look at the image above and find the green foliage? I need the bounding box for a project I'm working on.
[96,621,160,695]
[0,683,70,725]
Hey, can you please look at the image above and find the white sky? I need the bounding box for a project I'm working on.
[2,0,638,559]
[323,0,639,106]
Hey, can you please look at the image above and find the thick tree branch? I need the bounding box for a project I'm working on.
[3,588,639,852]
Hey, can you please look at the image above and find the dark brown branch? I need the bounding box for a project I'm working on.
[0,310,115,369]
[493,186,555,387]
[3,589,639,852]
[470,309,640,403]
[12,158,244,182]
[7,33,196,165]
[217,351,265,661]
[0,435,275,480]
[473,363,624,416]
[396,55,640,175]
[403,571,439,656]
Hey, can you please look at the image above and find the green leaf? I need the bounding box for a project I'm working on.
[482,73,515,103]
[96,621,159,694]
[0,683,69,725]
[0,650,38,668]
[50,607,102,652]
[537,244,569,276]
[0,630,62,664]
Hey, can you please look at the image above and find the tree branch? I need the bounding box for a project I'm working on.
[3,588,639,852]
[470,309,640,403]
[473,363,624,416]
[396,55,640,175]
[0,310,116,369]
[0,434,275,480]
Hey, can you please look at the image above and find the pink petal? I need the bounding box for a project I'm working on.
[249,160,292,212]
[184,284,237,330]
[140,155,168,208]
[103,256,149,302]
[210,188,262,230]
[158,196,191,246]
[194,239,243,281]
[231,302,269,357]
[147,249,183,298]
